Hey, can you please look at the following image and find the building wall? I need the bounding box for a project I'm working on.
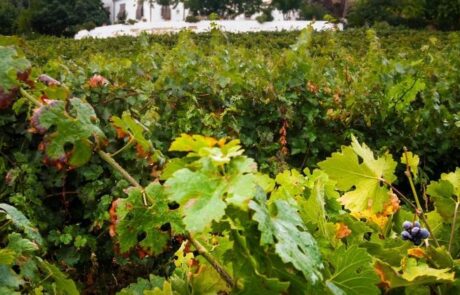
[101,0,306,24]
[103,0,188,23]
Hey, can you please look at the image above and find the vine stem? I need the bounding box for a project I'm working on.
[403,148,423,210]
[448,202,459,253]
[97,150,141,188]
[20,88,43,107]
[188,234,236,289]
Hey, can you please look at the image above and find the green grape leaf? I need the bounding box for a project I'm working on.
[270,169,307,202]
[144,282,174,295]
[227,231,290,295]
[235,273,290,295]
[36,259,79,295]
[388,76,426,111]
[0,204,43,245]
[116,183,185,254]
[188,264,231,295]
[401,151,420,178]
[249,189,323,283]
[0,46,30,91]
[318,135,397,213]
[426,168,460,222]
[37,98,105,167]
[165,155,256,232]
[112,112,153,155]
[165,168,226,232]
[375,258,455,288]
[0,249,15,265]
[361,237,411,267]
[297,170,339,238]
[118,274,166,295]
[0,265,23,289]
[326,246,380,295]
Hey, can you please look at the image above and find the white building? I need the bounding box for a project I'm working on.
[103,0,188,23]
[102,0,295,23]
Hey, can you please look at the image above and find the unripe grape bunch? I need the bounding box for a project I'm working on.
[401,220,430,245]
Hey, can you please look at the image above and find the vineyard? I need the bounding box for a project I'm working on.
[0,28,459,294]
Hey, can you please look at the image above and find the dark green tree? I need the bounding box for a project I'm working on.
[30,0,109,36]
[0,1,19,35]
[184,0,262,18]
[271,0,303,14]
[348,0,460,30]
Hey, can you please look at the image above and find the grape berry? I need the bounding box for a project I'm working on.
[401,220,429,245]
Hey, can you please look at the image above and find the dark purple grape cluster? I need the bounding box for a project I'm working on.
[401,220,430,245]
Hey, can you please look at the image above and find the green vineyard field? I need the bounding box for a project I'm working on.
[0,28,459,294]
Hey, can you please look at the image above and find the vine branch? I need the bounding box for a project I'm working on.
[97,150,141,188]
[20,88,43,107]
[188,233,236,289]
[448,202,459,253]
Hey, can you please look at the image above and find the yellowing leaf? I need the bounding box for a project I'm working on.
[174,242,194,268]
[401,151,420,178]
[169,135,244,166]
[318,136,397,213]
[351,192,400,230]
[169,134,218,153]
[374,258,455,288]
[408,248,426,259]
[335,223,352,239]
[0,249,15,265]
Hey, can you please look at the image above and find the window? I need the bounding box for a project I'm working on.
[117,4,127,22]
[136,3,144,20]
[161,6,171,21]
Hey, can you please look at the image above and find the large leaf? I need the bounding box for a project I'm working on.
[116,183,185,254]
[36,98,105,167]
[326,246,380,295]
[165,168,226,233]
[165,155,256,232]
[426,168,460,222]
[318,136,397,213]
[249,189,323,283]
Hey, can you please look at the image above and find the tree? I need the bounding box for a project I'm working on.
[0,1,18,35]
[183,0,262,18]
[347,0,460,30]
[271,0,303,14]
[30,0,109,36]
[425,0,460,30]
